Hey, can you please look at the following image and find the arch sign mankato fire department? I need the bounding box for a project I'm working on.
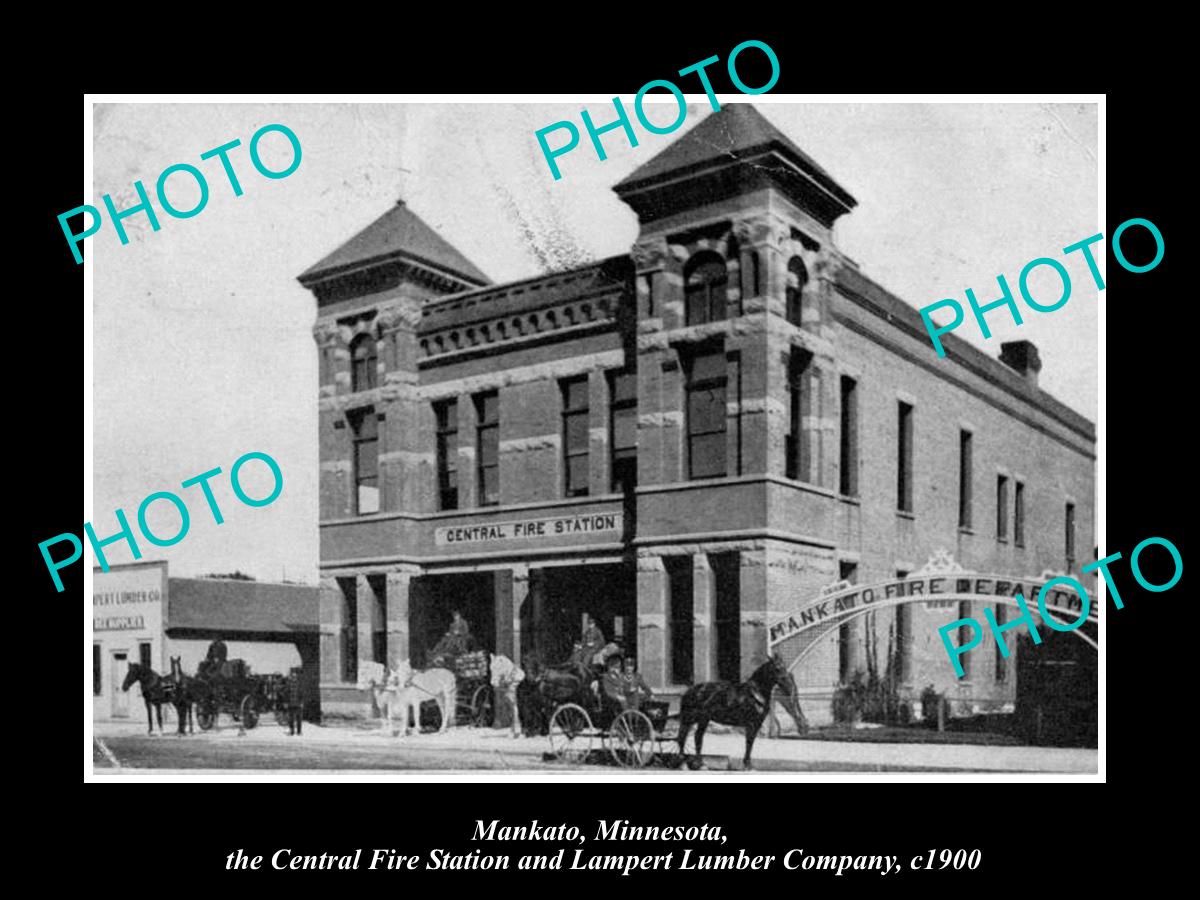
[768,549,1099,673]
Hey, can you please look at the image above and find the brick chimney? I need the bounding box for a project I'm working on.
[1000,340,1042,389]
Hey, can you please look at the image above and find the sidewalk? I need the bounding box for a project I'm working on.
[93,719,1097,773]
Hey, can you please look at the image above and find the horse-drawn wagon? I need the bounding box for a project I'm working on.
[191,658,284,731]
[548,693,672,768]
[533,655,807,770]
[524,657,675,768]
[428,648,501,727]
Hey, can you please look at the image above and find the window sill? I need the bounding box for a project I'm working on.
[958,526,974,536]
[896,510,915,520]
[1014,542,1025,549]
[997,537,1009,545]
[778,475,836,497]
[837,493,861,505]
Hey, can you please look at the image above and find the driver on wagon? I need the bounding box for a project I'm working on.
[600,654,627,712]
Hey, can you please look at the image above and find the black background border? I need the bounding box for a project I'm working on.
[29,28,1181,886]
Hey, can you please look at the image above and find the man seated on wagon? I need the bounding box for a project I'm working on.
[431,610,472,665]
[198,639,228,678]
[599,654,628,716]
[573,614,605,668]
[622,656,670,728]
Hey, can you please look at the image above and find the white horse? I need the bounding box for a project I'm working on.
[387,660,457,735]
[357,661,404,734]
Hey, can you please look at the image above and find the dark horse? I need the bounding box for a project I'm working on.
[766,669,809,738]
[168,656,196,735]
[519,655,597,736]
[677,654,803,770]
[122,662,175,735]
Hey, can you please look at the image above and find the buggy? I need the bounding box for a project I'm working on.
[538,661,677,768]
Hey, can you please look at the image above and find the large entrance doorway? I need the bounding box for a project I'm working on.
[525,563,635,666]
[410,572,495,667]
[111,652,129,718]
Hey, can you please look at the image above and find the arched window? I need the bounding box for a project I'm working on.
[684,251,728,326]
[786,257,809,326]
[350,334,378,392]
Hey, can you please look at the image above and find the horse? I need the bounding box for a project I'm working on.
[168,656,196,735]
[764,668,809,738]
[390,660,456,734]
[357,661,457,736]
[121,662,174,735]
[357,661,403,734]
[677,654,800,771]
[519,654,595,734]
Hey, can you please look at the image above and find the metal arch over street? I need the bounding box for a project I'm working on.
[767,550,1098,674]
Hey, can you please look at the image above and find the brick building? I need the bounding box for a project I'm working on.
[298,105,1096,722]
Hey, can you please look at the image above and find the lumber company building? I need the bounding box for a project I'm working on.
[92,561,320,722]
[297,105,1096,723]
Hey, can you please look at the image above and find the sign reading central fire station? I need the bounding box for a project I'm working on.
[435,512,622,546]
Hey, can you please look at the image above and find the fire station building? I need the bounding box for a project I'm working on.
[298,105,1096,721]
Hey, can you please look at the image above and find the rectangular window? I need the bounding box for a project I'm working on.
[897,402,914,513]
[686,347,727,480]
[475,391,499,507]
[958,430,973,529]
[786,351,817,482]
[349,409,380,515]
[340,578,357,684]
[1066,502,1076,570]
[997,475,1009,541]
[434,399,458,511]
[561,376,590,497]
[839,376,859,496]
[139,642,152,670]
[350,335,378,393]
[609,369,638,492]
[93,644,102,696]
[744,251,760,299]
[684,257,728,326]
[994,603,1008,682]
[1014,481,1026,547]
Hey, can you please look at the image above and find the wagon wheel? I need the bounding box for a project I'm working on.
[472,684,494,728]
[548,703,593,764]
[609,709,657,768]
[196,700,216,731]
[240,695,259,729]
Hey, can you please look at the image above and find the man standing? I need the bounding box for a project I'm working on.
[287,666,304,736]
[490,654,525,738]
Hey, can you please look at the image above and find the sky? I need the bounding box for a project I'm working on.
[91,100,1099,586]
